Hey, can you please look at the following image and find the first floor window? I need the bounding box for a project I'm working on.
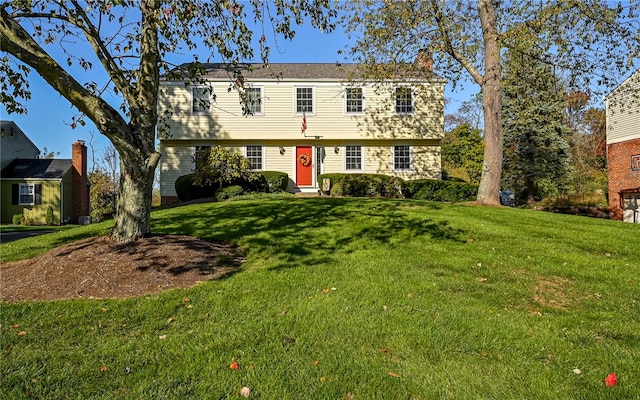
[393,145,411,171]
[193,145,211,171]
[246,146,263,170]
[345,145,363,171]
[13,183,41,206]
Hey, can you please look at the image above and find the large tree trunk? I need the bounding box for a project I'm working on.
[476,0,502,205]
[111,152,156,241]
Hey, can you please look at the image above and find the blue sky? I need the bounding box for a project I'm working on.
[0,14,478,166]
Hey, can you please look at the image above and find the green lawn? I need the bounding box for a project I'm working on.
[1,198,639,399]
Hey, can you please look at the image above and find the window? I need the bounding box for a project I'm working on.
[395,87,414,114]
[393,145,411,171]
[632,154,640,171]
[345,87,363,113]
[296,87,314,113]
[245,146,263,170]
[19,183,35,205]
[345,145,363,171]
[246,87,262,114]
[192,86,212,114]
[193,145,211,170]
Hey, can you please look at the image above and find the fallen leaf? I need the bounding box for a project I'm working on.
[383,305,388,311]
[407,293,413,298]
[322,288,330,293]
[380,347,388,353]
[99,365,107,372]
[387,371,399,377]
[240,386,251,397]
[477,277,488,282]
[167,316,175,324]
[313,360,319,366]
[11,324,19,329]
[159,335,167,340]
[230,362,239,370]
[101,307,108,313]
[572,368,581,375]
[183,297,191,303]
[319,376,327,382]
[17,331,27,336]
[481,351,489,357]
[604,372,617,387]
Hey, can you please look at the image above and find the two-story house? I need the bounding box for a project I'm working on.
[1,120,40,169]
[158,58,445,204]
[605,69,640,223]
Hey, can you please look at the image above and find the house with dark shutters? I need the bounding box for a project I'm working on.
[0,121,90,225]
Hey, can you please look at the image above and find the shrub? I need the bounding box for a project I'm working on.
[89,170,117,222]
[12,213,22,225]
[404,179,478,202]
[46,205,55,225]
[215,185,244,201]
[175,173,219,202]
[318,174,404,198]
[20,215,33,226]
[259,171,289,192]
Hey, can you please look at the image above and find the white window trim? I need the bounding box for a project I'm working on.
[244,145,265,171]
[19,183,35,206]
[244,86,264,116]
[393,144,413,172]
[394,86,414,115]
[191,86,213,115]
[344,86,365,115]
[343,144,365,172]
[294,86,315,115]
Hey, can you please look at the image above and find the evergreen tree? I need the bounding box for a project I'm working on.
[502,49,572,203]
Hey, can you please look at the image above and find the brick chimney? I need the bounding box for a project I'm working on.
[72,140,90,223]
[415,49,433,72]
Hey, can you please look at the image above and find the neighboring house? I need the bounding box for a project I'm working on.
[605,69,640,223]
[1,139,90,225]
[1,120,40,170]
[158,56,445,204]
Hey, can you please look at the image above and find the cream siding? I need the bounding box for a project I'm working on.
[606,70,640,144]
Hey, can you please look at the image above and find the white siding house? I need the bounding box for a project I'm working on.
[158,62,445,203]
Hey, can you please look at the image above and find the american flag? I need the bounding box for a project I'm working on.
[301,110,307,135]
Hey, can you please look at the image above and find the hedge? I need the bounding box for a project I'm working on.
[259,171,289,192]
[403,179,478,202]
[175,171,289,202]
[174,173,219,202]
[318,173,404,198]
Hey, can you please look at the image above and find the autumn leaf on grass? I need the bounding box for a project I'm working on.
[230,362,239,370]
[604,372,618,387]
[17,331,27,336]
[387,371,400,377]
[99,365,107,372]
[477,277,488,282]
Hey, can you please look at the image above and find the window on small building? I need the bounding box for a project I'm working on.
[345,87,363,114]
[393,145,412,171]
[345,145,363,171]
[246,146,263,170]
[394,87,414,114]
[192,86,212,114]
[15,183,41,205]
[296,87,314,113]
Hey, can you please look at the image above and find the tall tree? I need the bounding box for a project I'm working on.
[343,1,639,205]
[0,1,336,242]
[501,46,572,203]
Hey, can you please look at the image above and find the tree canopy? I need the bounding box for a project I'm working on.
[0,0,337,242]
[343,0,639,204]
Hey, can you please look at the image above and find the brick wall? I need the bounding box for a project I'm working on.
[607,137,640,220]
[72,140,90,221]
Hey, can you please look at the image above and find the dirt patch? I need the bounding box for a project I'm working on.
[1,235,245,303]
[532,275,573,311]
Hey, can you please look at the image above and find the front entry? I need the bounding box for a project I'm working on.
[296,146,313,187]
[622,193,640,223]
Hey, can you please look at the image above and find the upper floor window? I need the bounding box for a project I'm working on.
[296,87,314,113]
[246,87,263,115]
[245,145,263,170]
[395,87,414,114]
[192,86,212,114]
[393,145,412,171]
[345,145,363,171]
[345,87,364,114]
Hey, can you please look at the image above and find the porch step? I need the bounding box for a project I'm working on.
[294,190,323,197]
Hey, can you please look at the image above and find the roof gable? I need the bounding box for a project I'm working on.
[0,158,73,180]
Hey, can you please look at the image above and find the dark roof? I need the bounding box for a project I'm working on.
[0,158,73,180]
[165,62,444,82]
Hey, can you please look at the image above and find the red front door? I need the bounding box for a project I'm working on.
[296,146,313,187]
